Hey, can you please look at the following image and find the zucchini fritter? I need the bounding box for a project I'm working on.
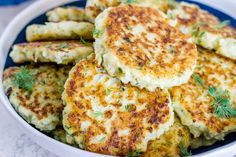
[62,54,174,156]
[26,21,94,42]
[171,48,236,140]
[168,2,236,60]
[3,65,71,131]
[94,5,197,91]
[143,117,190,157]
[10,41,93,64]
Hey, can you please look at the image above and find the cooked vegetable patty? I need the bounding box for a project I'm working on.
[62,54,174,156]
[3,65,71,131]
[171,48,236,140]
[10,41,93,64]
[26,21,94,42]
[168,2,236,60]
[94,5,197,91]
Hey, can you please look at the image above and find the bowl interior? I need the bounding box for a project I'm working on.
[2,0,236,156]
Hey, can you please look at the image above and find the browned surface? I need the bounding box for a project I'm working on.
[171,48,236,137]
[63,54,173,155]
[103,5,197,78]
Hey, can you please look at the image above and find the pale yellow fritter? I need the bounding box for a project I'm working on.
[3,65,71,131]
[26,21,94,42]
[10,41,93,64]
[168,2,236,60]
[95,5,197,91]
[46,7,88,22]
[62,54,174,156]
[171,48,236,140]
[142,117,190,157]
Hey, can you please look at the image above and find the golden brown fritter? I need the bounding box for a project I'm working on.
[3,65,71,131]
[94,5,197,91]
[62,54,174,156]
[143,117,190,157]
[10,41,93,64]
[171,47,236,140]
[168,2,236,60]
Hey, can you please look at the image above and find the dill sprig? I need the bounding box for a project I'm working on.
[125,150,142,157]
[179,141,191,157]
[208,87,236,118]
[13,67,35,91]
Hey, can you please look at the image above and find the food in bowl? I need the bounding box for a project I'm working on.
[2,0,236,156]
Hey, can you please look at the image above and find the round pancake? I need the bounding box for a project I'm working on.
[3,65,71,131]
[62,54,174,156]
[94,5,197,91]
[168,2,236,60]
[142,117,190,157]
[171,48,236,140]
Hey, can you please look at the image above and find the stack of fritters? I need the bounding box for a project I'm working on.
[2,0,236,156]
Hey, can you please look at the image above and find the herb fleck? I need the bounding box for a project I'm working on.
[99,136,106,142]
[179,141,191,157]
[13,67,35,91]
[106,88,111,95]
[118,67,123,73]
[80,36,90,45]
[125,104,131,111]
[168,45,176,53]
[215,20,230,29]
[123,0,136,4]
[58,43,68,49]
[125,150,142,157]
[93,28,103,38]
[127,25,132,30]
[192,74,204,87]
[92,111,103,118]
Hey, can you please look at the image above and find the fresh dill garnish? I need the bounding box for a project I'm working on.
[13,67,35,91]
[92,111,103,118]
[208,87,236,118]
[192,74,204,87]
[191,22,205,39]
[125,150,142,157]
[215,20,230,29]
[179,141,191,157]
[58,43,68,49]
[125,104,131,111]
[93,28,103,38]
[123,0,136,4]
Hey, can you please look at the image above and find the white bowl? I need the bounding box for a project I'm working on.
[0,0,235,156]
